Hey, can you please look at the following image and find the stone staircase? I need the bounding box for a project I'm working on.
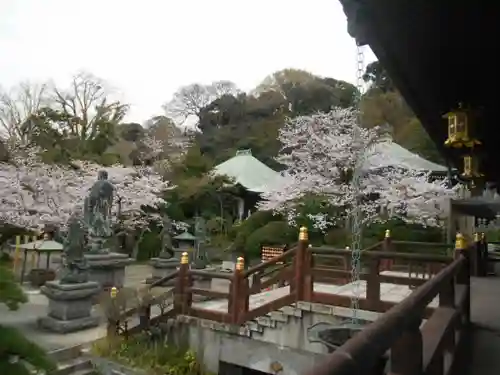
[181,301,381,349]
[49,345,95,375]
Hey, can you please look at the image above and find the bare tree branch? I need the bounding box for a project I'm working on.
[51,71,129,140]
[162,81,240,127]
[0,81,49,142]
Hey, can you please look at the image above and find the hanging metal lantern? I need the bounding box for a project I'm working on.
[461,154,483,179]
[443,105,481,148]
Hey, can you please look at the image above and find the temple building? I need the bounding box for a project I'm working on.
[211,149,284,221]
[212,145,446,222]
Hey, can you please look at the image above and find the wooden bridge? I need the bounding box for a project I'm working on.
[107,228,493,375]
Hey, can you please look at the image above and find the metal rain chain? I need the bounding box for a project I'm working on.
[349,42,366,326]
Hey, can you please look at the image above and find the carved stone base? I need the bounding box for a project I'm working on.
[38,280,100,333]
[146,257,179,286]
[84,252,132,289]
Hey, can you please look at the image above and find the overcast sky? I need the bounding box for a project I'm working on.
[0,0,375,124]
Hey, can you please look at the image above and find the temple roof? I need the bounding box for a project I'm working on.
[173,231,196,241]
[212,149,283,193]
[363,140,447,173]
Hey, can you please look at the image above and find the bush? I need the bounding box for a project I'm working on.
[230,210,281,251]
[323,219,445,251]
[244,221,296,259]
[137,229,162,261]
[92,335,207,375]
[0,261,55,375]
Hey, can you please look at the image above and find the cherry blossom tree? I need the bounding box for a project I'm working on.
[259,108,458,230]
[0,141,174,232]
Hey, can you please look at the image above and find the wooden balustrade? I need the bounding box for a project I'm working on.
[107,227,482,375]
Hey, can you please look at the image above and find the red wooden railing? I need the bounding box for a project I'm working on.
[106,228,488,375]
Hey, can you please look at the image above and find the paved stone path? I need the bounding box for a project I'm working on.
[0,264,157,350]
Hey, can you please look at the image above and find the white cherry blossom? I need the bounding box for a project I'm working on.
[0,142,172,231]
[259,108,458,229]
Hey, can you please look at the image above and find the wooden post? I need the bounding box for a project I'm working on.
[366,257,381,309]
[390,319,423,375]
[303,244,313,302]
[251,272,261,293]
[295,226,308,302]
[439,275,455,308]
[175,252,189,314]
[230,257,247,324]
[481,232,489,276]
[471,232,480,277]
[381,229,392,271]
[454,233,470,325]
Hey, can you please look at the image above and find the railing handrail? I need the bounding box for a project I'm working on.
[242,246,297,277]
[108,229,485,375]
[311,246,452,263]
[304,255,466,375]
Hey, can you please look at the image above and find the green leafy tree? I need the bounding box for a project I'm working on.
[361,62,443,164]
[24,72,128,164]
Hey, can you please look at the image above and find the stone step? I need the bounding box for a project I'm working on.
[49,344,84,363]
[70,369,97,375]
[56,357,93,375]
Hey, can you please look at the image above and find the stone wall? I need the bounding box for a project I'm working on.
[170,302,382,374]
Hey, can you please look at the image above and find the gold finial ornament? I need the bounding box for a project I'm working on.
[385,229,391,238]
[455,233,467,250]
[110,286,118,299]
[299,226,308,241]
[443,105,481,148]
[481,232,486,242]
[236,256,244,271]
[474,232,480,242]
[181,252,189,264]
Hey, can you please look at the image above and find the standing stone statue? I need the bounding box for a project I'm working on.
[60,217,89,284]
[84,170,115,253]
[193,216,208,268]
[159,214,175,259]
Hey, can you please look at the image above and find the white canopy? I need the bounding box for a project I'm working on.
[11,239,64,251]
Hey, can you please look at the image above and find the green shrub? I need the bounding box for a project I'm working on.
[244,221,295,259]
[230,210,282,251]
[0,262,55,375]
[137,229,162,261]
[92,335,208,375]
[323,219,445,252]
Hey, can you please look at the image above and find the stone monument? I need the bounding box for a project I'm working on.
[83,170,131,290]
[147,214,179,285]
[38,217,100,333]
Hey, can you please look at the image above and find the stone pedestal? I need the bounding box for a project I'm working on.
[84,252,131,290]
[38,280,100,333]
[146,257,179,285]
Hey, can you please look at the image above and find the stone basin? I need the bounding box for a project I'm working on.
[308,322,390,374]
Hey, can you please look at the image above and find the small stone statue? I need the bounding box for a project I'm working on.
[193,216,208,268]
[84,170,115,253]
[159,214,174,259]
[60,217,89,284]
